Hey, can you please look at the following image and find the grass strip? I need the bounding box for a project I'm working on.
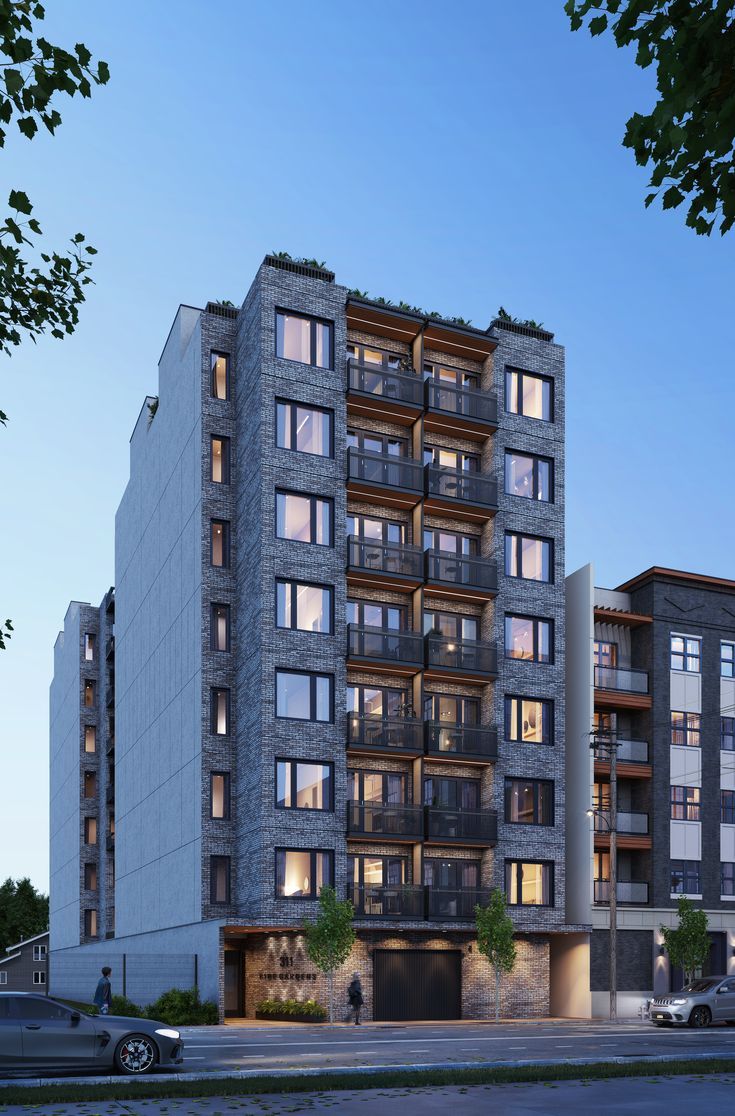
[1,1056,735,1105]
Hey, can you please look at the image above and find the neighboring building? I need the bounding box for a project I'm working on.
[0,931,49,993]
[567,564,735,1016]
[50,254,588,1020]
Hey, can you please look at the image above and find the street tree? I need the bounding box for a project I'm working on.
[0,876,48,954]
[476,888,517,1021]
[660,896,710,985]
[566,1,735,235]
[0,0,109,650]
[303,885,356,1023]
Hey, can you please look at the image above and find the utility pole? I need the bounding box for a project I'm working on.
[609,736,617,1024]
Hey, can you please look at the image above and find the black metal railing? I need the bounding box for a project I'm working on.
[425,634,498,675]
[106,834,115,852]
[594,879,649,904]
[347,624,423,666]
[424,549,498,593]
[106,636,115,660]
[425,379,498,426]
[105,784,115,805]
[425,464,499,509]
[347,535,423,580]
[347,713,424,753]
[593,737,650,764]
[424,722,498,760]
[426,887,491,919]
[347,802,424,839]
[347,359,423,406]
[425,807,498,844]
[347,447,423,492]
[348,884,424,919]
[594,665,649,694]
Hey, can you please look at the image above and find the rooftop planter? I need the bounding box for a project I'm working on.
[264,252,335,283]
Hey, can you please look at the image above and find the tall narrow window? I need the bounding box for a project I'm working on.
[276,311,333,369]
[211,436,230,484]
[276,491,332,545]
[211,688,230,735]
[505,615,552,663]
[210,520,230,568]
[84,681,95,707]
[504,451,553,502]
[84,726,96,754]
[504,532,552,581]
[84,633,95,661]
[84,817,98,844]
[210,856,231,904]
[505,368,553,421]
[211,352,230,400]
[84,909,98,937]
[276,581,332,633]
[211,604,231,651]
[210,772,231,819]
[83,772,97,798]
[276,400,333,457]
[84,862,98,891]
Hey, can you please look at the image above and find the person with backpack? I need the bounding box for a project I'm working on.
[347,972,364,1025]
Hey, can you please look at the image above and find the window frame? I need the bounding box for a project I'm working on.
[0,972,6,985]
[504,695,554,746]
[275,309,334,370]
[504,777,555,825]
[504,367,554,421]
[722,862,735,897]
[670,711,701,748]
[670,785,701,821]
[721,716,735,752]
[721,641,735,678]
[209,855,231,905]
[504,859,554,906]
[210,435,231,484]
[504,614,554,664]
[210,603,231,652]
[84,633,95,661]
[211,351,231,401]
[670,633,701,673]
[84,816,98,845]
[32,944,47,961]
[210,519,231,568]
[275,759,334,812]
[276,579,334,634]
[275,669,334,723]
[274,847,334,900]
[504,449,554,502]
[84,909,98,937]
[504,531,553,583]
[210,771,231,820]
[84,862,98,891]
[722,789,735,825]
[670,859,701,896]
[32,970,46,985]
[275,398,334,458]
[275,489,333,547]
[210,687,231,736]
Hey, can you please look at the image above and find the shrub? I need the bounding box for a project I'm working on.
[145,987,218,1026]
[255,998,326,1020]
[109,994,143,1017]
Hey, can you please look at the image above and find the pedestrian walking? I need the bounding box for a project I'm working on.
[347,971,364,1025]
[93,966,113,1015]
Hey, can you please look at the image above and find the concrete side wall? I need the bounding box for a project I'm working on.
[564,565,594,926]
[114,307,205,935]
[549,932,591,1018]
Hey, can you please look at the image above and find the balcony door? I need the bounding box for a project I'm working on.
[424,610,478,641]
[346,514,405,544]
[350,771,407,805]
[347,685,409,719]
[424,776,479,811]
[424,528,478,556]
[347,600,406,632]
[347,430,408,457]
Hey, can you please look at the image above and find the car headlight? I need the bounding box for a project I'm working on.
[671,999,688,1006]
[154,1028,181,1040]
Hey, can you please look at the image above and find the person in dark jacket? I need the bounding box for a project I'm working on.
[93,966,113,1014]
[347,972,364,1024]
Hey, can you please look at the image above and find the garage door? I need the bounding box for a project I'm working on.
[373,949,462,1021]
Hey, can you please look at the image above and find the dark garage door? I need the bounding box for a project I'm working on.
[373,949,462,1021]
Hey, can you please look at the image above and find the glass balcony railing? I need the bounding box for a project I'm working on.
[347,884,424,919]
[425,634,498,676]
[426,887,491,920]
[347,624,423,667]
[347,358,423,407]
[594,809,649,835]
[424,549,498,594]
[347,535,423,581]
[347,713,424,754]
[346,802,424,839]
[425,807,498,844]
[594,665,649,694]
[594,879,649,904]
[593,737,650,764]
[424,379,498,426]
[424,722,498,761]
[347,447,423,492]
[424,464,498,510]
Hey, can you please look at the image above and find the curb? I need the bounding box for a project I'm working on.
[2,1051,735,1090]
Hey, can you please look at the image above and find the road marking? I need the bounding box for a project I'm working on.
[555,1044,574,1048]
[187,1029,668,1051]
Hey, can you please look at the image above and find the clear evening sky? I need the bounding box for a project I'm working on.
[0,1,732,890]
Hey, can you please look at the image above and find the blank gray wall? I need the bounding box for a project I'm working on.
[565,564,594,925]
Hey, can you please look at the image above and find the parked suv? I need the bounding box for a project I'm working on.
[650,976,735,1028]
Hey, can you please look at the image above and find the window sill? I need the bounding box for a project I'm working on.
[670,893,702,900]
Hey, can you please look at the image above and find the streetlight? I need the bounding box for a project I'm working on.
[588,729,620,1024]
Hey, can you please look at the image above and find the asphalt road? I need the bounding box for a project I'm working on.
[1,1075,735,1115]
[178,1017,735,1073]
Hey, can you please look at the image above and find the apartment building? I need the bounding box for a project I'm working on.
[49,255,587,1021]
[567,564,735,1016]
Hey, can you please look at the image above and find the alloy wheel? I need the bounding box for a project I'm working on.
[117,1034,157,1074]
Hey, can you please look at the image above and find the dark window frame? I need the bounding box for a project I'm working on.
[504,366,554,421]
[504,859,555,906]
[275,758,335,812]
[275,669,334,723]
[504,531,554,583]
[275,398,334,458]
[670,710,701,747]
[275,489,333,547]
[210,435,231,484]
[210,602,231,652]
[423,527,479,555]
[210,519,231,568]
[274,847,334,900]
[83,862,98,891]
[670,785,701,821]
[84,816,98,845]
[721,716,735,751]
[350,768,408,805]
[348,852,409,886]
[670,634,701,672]
[83,909,98,937]
[210,771,231,820]
[670,860,701,895]
[276,579,334,634]
[347,683,410,718]
[504,694,554,746]
[210,687,231,736]
[722,790,735,825]
[211,351,231,401]
[275,308,334,370]
[504,613,554,664]
[504,777,555,826]
[722,862,735,897]
[210,855,231,905]
[423,773,481,810]
[504,449,554,502]
[721,640,735,678]
[423,690,480,725]
[347,428,410,456]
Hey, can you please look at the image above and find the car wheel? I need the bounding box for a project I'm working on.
[688,1006,711,1029]
[114,1033,158,1075]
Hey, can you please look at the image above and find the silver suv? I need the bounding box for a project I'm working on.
[650,976,735,1028]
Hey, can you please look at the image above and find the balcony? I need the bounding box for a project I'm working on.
[346,624,423,675]
[427,887,491,920]
[105,784,115,805]
[424,806,498,846]
[106,834,115,852]
[594,665,651,709]
[346,447,423,509]
[346,535,423,592]
[424,722,498,764]
[594,879,649,905]
[347,802,424,842]
[593,737,651,778]
[424,634,498,682]
[424,465,498,522]
[424,379,498,440]
[347,713,424,758]
[348,884,425,919]
[424,549,498,602]
[346,359,423,425]
[594,809,649,835]
[106,636,115,661]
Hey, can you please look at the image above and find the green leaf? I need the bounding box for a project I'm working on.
[644,192,658,208]
[588,14,608,36]
[4,69,24,96]
[17,116,38,140]
[662,185,684,210]
[8,190,33,215]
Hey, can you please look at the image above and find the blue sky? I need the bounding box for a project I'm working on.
[0,1,732,890]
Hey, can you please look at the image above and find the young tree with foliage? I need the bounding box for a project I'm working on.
[303,885,356,1023]
[0,1,109,649]
[566,1,735,235]
[0,876,48,954]
[660,896,710,985]
[475,888,517,1021]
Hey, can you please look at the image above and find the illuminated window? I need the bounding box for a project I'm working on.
[84,681,95,707]
[505,368,553,420]
[276,761,333,811]
[210,772,230,819]
[211,604,230,652]
[276,311,333,369]
[671,786,701,821]
[275,849,333,898]
[276,581,332,633]
[276,400,333,457]
[210,436,230,483]
[504,451,552,501]
[505,696,553,745]
[276,491,332,546]
[505,861,553,906]
[211,352,230,400]
[671,711,700,747]
[84,726,96,754]
[84,633,95,661]
[670,634,701,672]
[505,615,552,663]
[210,520,230,567]
[84,909,98,937]
[505,532,552,581]
[84,817,97,844]
[210,689,230,735]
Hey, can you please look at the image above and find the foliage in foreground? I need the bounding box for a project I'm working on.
[255,997,327,1019]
